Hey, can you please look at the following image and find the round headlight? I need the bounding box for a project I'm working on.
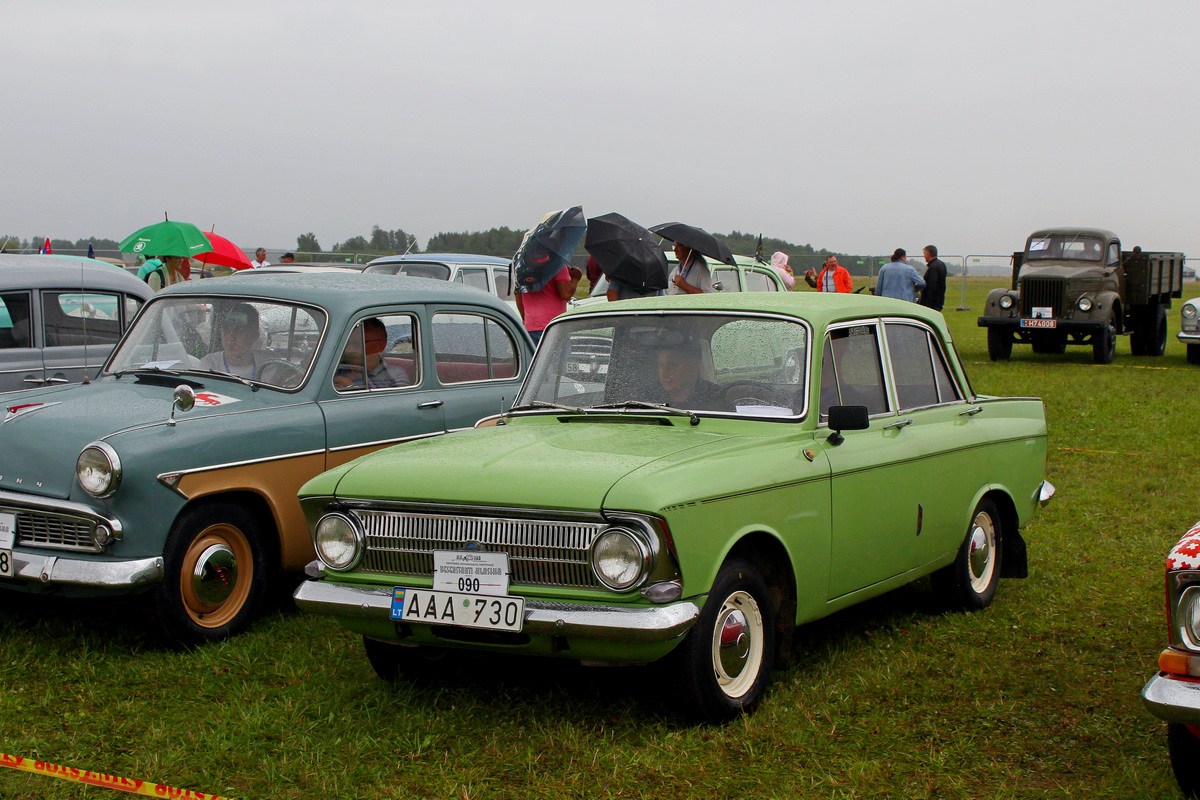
[1179,587,1200,650]
[998,295,1014,309]
[76,443,121,497]
[1077,296,1093,312]
[314,513,363,571]
[1184,304,1198,320]
[590,527,649,591]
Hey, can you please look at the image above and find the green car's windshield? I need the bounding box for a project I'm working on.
[106,296,327,390]
[517,313,810,418]
[1025,235,1105,262]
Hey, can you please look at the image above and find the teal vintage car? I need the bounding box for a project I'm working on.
[293,291,1053,721]
[0,273,531,645]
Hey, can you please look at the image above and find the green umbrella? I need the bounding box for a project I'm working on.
[119,220,214,258]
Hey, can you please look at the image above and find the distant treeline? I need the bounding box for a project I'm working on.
[0,235,120,253]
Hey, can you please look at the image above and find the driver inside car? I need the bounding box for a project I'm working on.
[197,303,265,380]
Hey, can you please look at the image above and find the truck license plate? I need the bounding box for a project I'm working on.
[1021,319,1057,329]
[391,587,525,632]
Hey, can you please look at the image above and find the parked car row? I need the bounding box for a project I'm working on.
[0,267,1056,720]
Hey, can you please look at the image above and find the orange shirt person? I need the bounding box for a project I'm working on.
[804,256,853,293]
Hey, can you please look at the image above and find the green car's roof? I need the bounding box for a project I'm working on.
[560,289,947,332]
[157,271,516,317]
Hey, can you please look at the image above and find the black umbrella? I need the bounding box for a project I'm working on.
[512,206,587,292]
[583,213,670,291]
[649,222,737,266]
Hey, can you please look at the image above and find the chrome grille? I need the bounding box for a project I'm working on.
[354,510,606,588]
[1020,277,1066,318]
[11,509,98,552]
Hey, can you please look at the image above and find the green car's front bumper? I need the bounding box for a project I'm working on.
[293,577,701,664]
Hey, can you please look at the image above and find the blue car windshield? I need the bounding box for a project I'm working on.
[106,296,327,390]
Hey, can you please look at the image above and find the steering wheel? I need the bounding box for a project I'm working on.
[724,381,779,409]
[257,359,305,387]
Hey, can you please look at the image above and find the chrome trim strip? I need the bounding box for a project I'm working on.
[155,448,326,483]
[1142,673,1200,725]
[0,488,123,535]
[326,431,445,454]
[1038,480,1056,506]
[335,499,605,523]
[102,399,318,439]
[292,580,700,643]
[6,551,164,588]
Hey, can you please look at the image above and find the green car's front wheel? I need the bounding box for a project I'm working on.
[672,558,775,723]
[1169,722,1200,798]
[151,502,271,646]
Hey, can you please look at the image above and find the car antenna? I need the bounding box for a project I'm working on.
[402,236,417,255]
[497,396,507,425]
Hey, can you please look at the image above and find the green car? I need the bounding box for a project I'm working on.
[294,292,1054,721]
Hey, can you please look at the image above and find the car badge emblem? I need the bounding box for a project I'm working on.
[4,402,61,423]
[464,542,480,551]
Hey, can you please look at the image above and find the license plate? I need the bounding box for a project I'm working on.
[0,513,13,578]
[391,587,525,632]
[1021,318,1057,329]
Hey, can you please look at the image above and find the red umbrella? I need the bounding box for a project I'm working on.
[192,232,253,271]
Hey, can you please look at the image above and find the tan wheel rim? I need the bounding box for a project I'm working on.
[710,590,765,699]
[180,523,253,628]
[967,511,996,593]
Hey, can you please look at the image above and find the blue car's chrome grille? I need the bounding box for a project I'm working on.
[352,510,606,589]
[7,508,99,552]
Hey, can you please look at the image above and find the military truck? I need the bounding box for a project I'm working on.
[978,227,1184,364]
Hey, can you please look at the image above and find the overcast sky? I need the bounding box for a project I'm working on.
[5,0,1199,259]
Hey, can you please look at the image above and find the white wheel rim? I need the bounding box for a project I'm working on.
[710,590,765,699]
[967,511,996,593]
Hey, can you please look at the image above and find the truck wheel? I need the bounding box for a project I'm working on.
[1189,344,1200,365]
[1092,317,1116,364]
[1149,305,1168,356]
[932,498,1002,611]
[1168,723,1200,797]
[987,329,1012,361]
[151,502,272,646]
[670,558,775,723]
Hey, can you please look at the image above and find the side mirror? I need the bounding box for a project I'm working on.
[826,405,868,445]
[711,280,724,292]
[168,385,196,427]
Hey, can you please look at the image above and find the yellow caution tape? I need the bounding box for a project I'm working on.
[0,753,234,799]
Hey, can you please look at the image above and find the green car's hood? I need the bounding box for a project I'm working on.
[322,419,738,512]
[0,377,269,500]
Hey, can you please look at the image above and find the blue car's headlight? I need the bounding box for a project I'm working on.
[76,442,121,498]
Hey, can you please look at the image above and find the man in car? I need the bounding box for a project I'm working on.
[334,317,409,390]
[656,339,729,411]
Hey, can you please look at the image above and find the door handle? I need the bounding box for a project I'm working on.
[45,377,71,384]
[883,418,913,430]
[958,406,984,416]
[23,377,46,385]
[417,400,444,409]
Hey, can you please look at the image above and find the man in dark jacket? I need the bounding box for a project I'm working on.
[919,245,947,311]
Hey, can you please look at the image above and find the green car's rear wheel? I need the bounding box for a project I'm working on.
[933,498,1002,611]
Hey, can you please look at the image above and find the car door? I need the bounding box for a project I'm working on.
[319,308,449,470]
[39,290,126,386]
[878,319,981,569]
[427,306,527,429]
[0,290,41,392]
[819,320,925,600]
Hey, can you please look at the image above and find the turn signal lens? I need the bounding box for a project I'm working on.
[1159,648,1200,678]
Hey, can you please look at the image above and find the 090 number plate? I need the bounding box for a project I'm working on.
[391,587,524,632]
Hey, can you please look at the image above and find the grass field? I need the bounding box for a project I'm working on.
[1,277,1198,799]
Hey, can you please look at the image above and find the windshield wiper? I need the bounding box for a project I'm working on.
[182,368,259,391]
[591,401,699,426]
[505,400,587,415]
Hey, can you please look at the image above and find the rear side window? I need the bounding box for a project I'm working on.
[821,324,889,417]
[713,268,740,291]
[432,313,520,383]
[454,268,490,292]
[492,268,515,302]
[885,322,962,409]
[744,270,776,292]
[0,292,32,350]
[42,292,123,347]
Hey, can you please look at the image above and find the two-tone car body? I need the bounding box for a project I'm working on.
[1141,522,1200,796]
[294,291,1053,721]
[0,273,531,644]
[0,254,152,393]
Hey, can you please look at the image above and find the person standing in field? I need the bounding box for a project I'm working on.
[919,245,947,311]
[804,255,853,293]
[251,248,270,268]
[874,249,925,302]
